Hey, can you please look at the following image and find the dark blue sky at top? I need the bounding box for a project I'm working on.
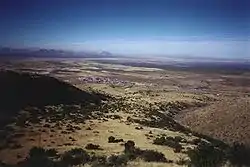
[0,0,249,57]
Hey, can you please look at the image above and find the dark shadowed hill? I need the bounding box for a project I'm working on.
[0,71,108,127]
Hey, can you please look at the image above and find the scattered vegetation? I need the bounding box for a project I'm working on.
[186,141,250,167]
[132,109,190,134]
[108,136,124,143]
[187,143,225,167]
[61,148,90,166]
[123,140,169,163]
[18,147,57,167]
[139,149,168,162]
[153,136,183,153]
[85,143,102,150]
[106,154,130,166]
[1,141,167,166]
[176,156,189,166]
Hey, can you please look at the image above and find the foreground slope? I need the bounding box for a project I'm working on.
[0,71,218,166]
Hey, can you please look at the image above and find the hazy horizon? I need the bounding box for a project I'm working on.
[0,0,249,59]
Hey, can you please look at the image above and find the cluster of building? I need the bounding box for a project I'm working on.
[78,76,132,86]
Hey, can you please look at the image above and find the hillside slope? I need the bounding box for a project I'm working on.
[179,97,250,145]
[0,70,106,127]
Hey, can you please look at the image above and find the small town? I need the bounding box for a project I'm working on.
[78,76,133,87]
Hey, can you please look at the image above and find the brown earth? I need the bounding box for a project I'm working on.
[179,97,250,145]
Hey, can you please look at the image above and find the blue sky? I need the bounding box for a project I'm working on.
[0,0,249,58]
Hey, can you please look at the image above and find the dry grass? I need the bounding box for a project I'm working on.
[180,97,250,145]
[0,112,192,164]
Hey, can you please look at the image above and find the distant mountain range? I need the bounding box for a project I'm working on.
[0,47,115,58]
[0,47,249,66]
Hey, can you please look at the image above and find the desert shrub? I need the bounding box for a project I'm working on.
[115,139,124,143]
[190,138,202,145]
[227,142,250,167]
[126,116,132,122]
[86,127,92,130]
[153,136,165,145]
[11,141,170,167]
[174,136,184,143]
[176,156,189,165]
[108,136,124,143]
[45,148,58,157]
[90,153,134,167]
[135,126,143,130]
[140,149,168,162]
[153,136,183,152]
[90,155,107,166]
[61,148,90,166]
[173,143,183,153]
[22,157,54,167]
[191,132,228,150]
[124,140,135,153]
[110,84,116,88]
[28,147,58,158]
[108,136,115,143]
[43,124,51,128]
[107,154,129,166]
[29,147,47,157]
[110,114,122,119]
[187,143,225,167]
[122,140,168,163]
[85,143,101,150]
[20,147,56,167]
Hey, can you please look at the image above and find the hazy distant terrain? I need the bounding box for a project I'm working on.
[1,48,250,75]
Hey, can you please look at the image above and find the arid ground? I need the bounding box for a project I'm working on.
[0,58,249,167]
